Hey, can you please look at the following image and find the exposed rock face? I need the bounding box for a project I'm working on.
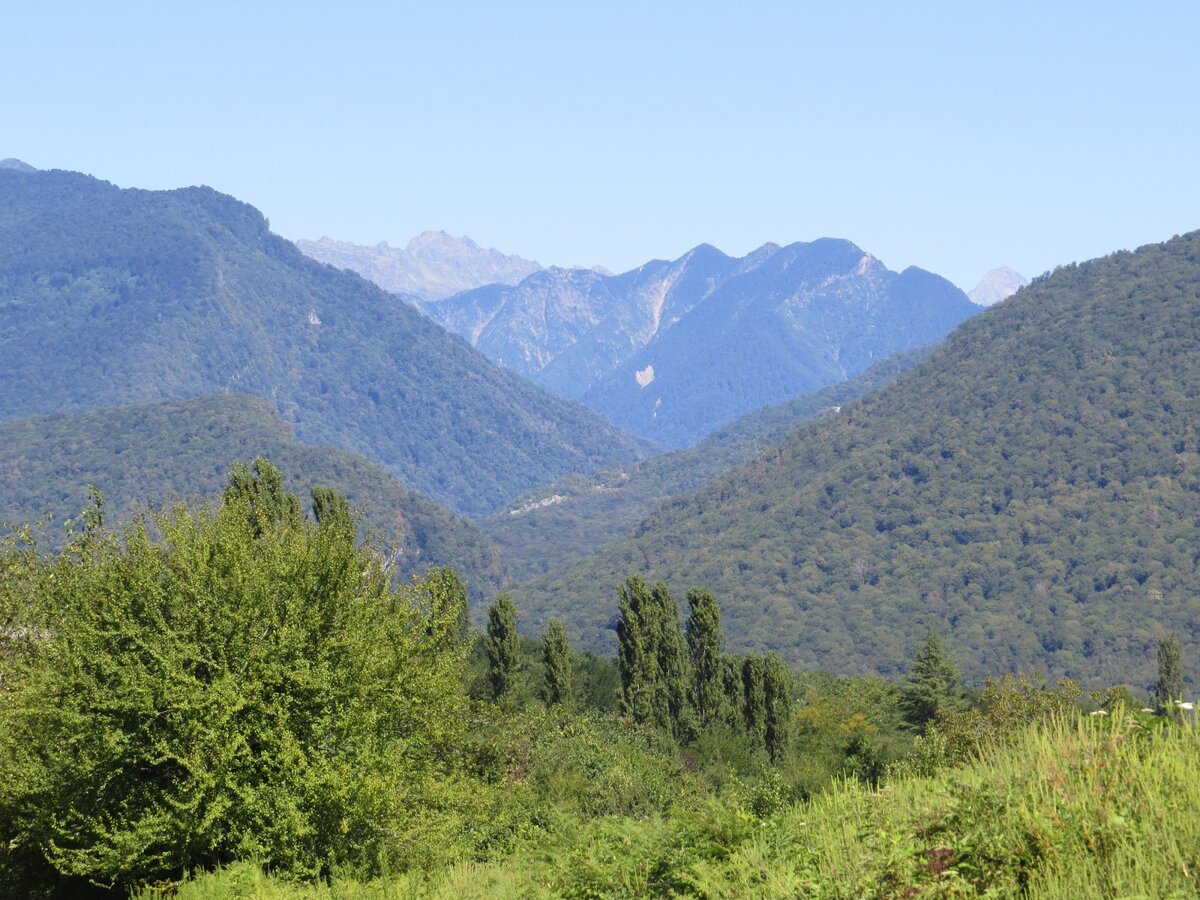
[0,158,36,172]
[968,266,1028,306]
[296,231,542,300]
[425,239,979,447]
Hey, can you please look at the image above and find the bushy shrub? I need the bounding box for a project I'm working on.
[0,475,469,893]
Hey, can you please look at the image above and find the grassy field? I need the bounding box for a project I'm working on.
[147,710,1200,898]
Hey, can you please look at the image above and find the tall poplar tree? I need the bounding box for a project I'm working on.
[485,593,521,701]
[1154,632,1185,712]
[763,653,793,763]
[542,618,573,708]
[654,581,693,741]
[617,576,657,723]
[742,655,768,744]
[686,587,725,728]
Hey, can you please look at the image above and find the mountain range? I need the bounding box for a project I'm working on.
[514,231,1200,688]
[0,166,651,517]
[422,240,980,446]
[296,232,543,300]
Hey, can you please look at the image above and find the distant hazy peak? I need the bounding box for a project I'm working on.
[0,158,36,172]
[296,232,543,300]
[969,266,1028,306]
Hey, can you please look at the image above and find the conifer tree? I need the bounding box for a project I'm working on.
[900,629,962,730]
[485,593,521,701]
[763,653,793,763]
[541,618,573,708]
[1154,632,1185,712]
[686,587,726,728]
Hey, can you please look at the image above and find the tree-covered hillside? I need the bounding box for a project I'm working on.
[517,231,1200,688]
[0,167,651,516]
[0,395,505,599]
[485,347,931,580]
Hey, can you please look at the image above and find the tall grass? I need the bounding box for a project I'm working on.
[148,712,1200,898]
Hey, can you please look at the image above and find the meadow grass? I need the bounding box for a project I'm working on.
[148,711,1200,898]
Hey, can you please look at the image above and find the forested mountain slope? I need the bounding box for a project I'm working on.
[485,347,931,580]
[425,239,977,446]
[517,232,1200,687]
[0,167,651,516]
[0,395,505,599]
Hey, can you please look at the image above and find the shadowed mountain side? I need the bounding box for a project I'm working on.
[0,394,505,602]
[513,231,1200,688]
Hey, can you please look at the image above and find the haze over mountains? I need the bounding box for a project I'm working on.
[516,231,1200,687]
[423,240,979,446]
[296,232,543,300]
[0,166,650,517]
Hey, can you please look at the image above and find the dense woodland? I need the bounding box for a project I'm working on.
[517,232,1200,688]
[0,395,505,600]
[486,347,932,580]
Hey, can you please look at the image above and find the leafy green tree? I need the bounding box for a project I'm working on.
[1154,632,1185,712]
[900,629,962,730]
[653,582,693,741]
[424,566,471,648]
[721,655,746,726]
[763,653,793,763]
[617,576,658,724]
[742,655,768,745]
[541,619,573,708]
[310,483,353,532]
[616,577,691,739]
[485,594,521,701]
[0,465,469,892]
[686,587,726,727]
[223,456,303,535]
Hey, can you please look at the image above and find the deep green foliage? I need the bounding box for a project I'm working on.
[516,231,1200,685]
[0,168,651,517]
[616,577,692,740]
[741,655,767,744]
[1154,631,1185,711]
[0,473,470,892]
[540,619,573,707]
[0,395,506,600]
[899,629,963,729]
[485,594,521,701]
[484,348,931,582]
[762,654,793,763]
[685,587,725,727]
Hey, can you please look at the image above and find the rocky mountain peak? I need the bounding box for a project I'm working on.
[969,266,1028,306]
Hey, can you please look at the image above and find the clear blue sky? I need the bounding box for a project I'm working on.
[5,1,1198,288]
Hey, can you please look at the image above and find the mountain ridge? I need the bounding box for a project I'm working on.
[0,167,652,517]
[425,238,978,446]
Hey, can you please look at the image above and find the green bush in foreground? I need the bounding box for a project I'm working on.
[0,465,469,893]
